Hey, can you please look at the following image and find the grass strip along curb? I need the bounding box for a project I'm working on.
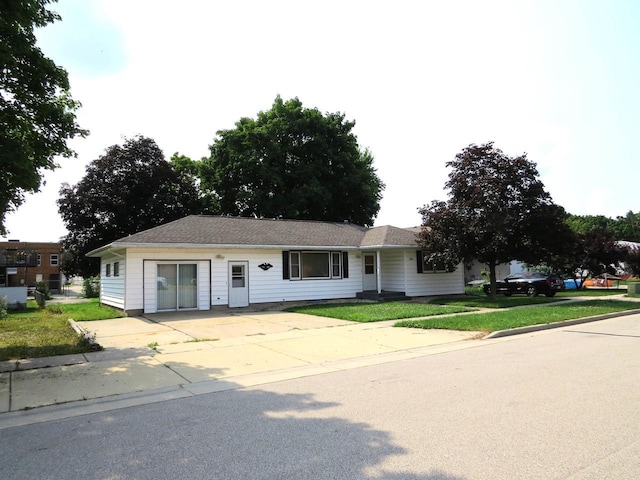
[394,300,640,333]
[286,302,475,322]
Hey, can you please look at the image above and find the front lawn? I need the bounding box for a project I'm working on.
[286,302,475,322]
[431,295,567,309]
[0,299,125,361]
[395,299,640,332]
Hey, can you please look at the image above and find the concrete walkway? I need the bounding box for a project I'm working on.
[0,310,482,428]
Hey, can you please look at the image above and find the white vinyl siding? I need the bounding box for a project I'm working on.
[379,250,406,292]
[122,248,361,312]
[403,250,464,296]
[211,249,359,305]
[100,247,464,313]
[101,254,125,310]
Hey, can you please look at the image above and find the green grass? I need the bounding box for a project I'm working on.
[286,302,475,322]
[395,299,640,332]
[54,300,125,321]
[0,299,125,361]
[0,315,92,361]
[7,299,124,321]
[558,289,626,297]
[431,295,566,309]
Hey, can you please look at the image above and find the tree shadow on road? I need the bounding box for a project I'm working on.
[0,358,470,479]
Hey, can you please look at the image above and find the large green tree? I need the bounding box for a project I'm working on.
[540,225,629,288]
[198,96,384,226]
[612,210,640,242]
[418,142,572,299]
[0,0,87,235]
[58,136,202,277]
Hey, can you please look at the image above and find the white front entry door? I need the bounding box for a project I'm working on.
[363,253,377,291]
[228,261,249,308]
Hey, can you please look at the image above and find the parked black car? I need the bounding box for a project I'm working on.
[483,272,565,297]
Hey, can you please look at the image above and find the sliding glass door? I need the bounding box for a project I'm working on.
[157,263,197,311]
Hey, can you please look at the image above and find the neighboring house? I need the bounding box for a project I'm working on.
[0,241,63,292]
[87,215,464,315]
[464,260,526,285]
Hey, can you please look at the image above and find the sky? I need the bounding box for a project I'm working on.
[2,0,640,242]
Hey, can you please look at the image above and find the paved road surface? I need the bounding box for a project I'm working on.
[1,315,639,479]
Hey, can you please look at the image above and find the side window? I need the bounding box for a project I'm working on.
[50,254,59,266]
[290,252,300,279]
[331,252,342,278]
[106,263,111,277]
[418,251,456,273]
[114,261,120,277]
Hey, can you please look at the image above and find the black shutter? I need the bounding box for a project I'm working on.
[342,252,349,278]
[416,250,423,273]
[282,251,290,279]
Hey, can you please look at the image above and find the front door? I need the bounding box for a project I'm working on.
[363,253,377,291]
[228,261,249,308]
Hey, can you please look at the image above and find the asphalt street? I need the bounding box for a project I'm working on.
[1,314,638,479]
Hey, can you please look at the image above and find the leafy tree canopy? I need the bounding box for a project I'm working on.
[0,0,87,235]
[58,136,202,277]
[197,96,384,226]
[532,225,631,288]
[418,142,573,298]
[566,211,640,242]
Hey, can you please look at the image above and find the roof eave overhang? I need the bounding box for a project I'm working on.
[88,242,421,256]
[96,242,363,251]
[359,244,419,249]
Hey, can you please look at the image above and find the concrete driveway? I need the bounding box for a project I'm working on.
[82,310,479,382]
[0,310,480,420]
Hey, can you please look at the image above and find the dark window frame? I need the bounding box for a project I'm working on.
[416,250,456,274]
[283,251,349,280]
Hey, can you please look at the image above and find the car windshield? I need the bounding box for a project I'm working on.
[506,272,546,280]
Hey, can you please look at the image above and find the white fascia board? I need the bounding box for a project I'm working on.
[359,244,418,250]
[107,242,361,251]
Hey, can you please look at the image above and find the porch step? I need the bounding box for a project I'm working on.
[356,291,410,302]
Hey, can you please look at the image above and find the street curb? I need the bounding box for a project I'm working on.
[484,308,640,339]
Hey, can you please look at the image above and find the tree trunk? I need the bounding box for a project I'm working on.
[489,262,498,301]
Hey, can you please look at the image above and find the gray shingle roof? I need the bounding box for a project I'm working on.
[361,225,420,247]
[91,215,420,254]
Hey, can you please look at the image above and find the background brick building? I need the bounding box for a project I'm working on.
[0,241,63,292]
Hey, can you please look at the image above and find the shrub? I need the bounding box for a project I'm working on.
[0,295,7,319]
[35,281,53,300]
[82,277,100,298]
